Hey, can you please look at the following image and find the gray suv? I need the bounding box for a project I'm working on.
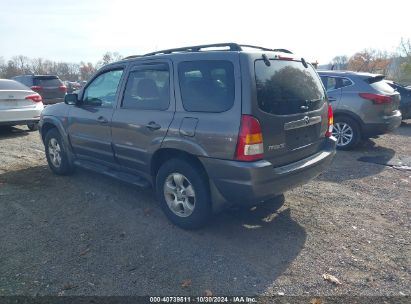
[318,71,401,150]
[39,43,336,229]
[13,75,67,105]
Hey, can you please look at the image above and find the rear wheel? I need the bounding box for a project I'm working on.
[27,123,39,131]
[45,129,74,175]
[156,158,211,229]
[332,116,361,150]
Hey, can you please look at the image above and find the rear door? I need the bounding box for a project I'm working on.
[253,59,328,167]
[320,75,342,106]
[111,61,175,175]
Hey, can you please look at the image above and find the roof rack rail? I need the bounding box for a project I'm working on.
[140,43,294,57]
[123,55,143,60]
[272,48,293,54]
[144,43,242,56]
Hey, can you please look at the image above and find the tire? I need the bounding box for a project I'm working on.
[27,123,39,131]
[44,128,74,175]
[332,116,361,150]
[156,158,211,229]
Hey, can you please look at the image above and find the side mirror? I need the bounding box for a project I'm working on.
[64,93,79,105]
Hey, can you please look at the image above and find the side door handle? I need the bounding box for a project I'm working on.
[97,116,109,124]
[145,121,161,131]
[328,97,337,102]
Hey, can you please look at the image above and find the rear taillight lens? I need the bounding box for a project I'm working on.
[25,94,43,103]
[59,85,67,93]
[359,93,392,104]
[235,115,264,161]
[325,104,333,137]
[31,85,43,91]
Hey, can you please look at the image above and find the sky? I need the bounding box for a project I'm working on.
[0,0,410,65]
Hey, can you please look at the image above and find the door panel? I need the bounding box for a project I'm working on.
[68,68,125,164]
[111,62,174,174]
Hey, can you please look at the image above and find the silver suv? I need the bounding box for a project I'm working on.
[318,71,401,150]
[39,43,336,229]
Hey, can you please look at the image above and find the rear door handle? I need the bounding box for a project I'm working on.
[97,116,108,124]
[145,121,161,131]
[328,97,337,102]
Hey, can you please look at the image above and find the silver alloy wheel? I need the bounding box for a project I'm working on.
[48,138,62,168]
[163,173,196,217]
[332,122,354,147]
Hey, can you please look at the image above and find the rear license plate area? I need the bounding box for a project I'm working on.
[285,124,319,150]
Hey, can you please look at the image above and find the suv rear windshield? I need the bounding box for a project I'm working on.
[33,76,62,87]
[366,76,395,94]
[178,60,235,112]
[255,60,326,115]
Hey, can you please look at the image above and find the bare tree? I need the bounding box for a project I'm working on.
[330,55,349,70]
[96,52,123,69]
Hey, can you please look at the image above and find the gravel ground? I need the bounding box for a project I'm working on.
[0,121,410,297]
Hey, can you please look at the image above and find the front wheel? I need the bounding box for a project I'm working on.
[332,116,361,150]
[156,159,211,229]
[44,129,74,175]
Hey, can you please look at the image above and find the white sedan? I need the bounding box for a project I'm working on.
[0,79,44,131]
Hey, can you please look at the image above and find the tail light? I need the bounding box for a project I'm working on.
[25,94,43,103]
[31,85,43,91]
[59,85,67,93]
[235,115,264,161]
[325,104,333,137]
[359,93,392,104]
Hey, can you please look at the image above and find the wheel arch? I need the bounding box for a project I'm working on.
[333,110,363,133]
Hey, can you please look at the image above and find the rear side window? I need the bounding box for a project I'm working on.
[255,60,326,115]
[320,76,353,91]
[0,80,30,90]
[122,65,170,110]
[178,60,235,112]
[33,77,62,87]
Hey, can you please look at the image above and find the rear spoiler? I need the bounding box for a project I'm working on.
[365,75,385,84]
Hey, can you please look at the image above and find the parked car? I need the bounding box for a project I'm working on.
[64,81,82,94]
[39,43,336,229]
[0,79,44,130]
[318,71,401,150]
[12,75,67,105]
[385,80,411,119]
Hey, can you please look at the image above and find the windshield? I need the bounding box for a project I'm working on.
[255,60,326,115]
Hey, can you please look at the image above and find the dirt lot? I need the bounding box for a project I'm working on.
[0,122,410,297]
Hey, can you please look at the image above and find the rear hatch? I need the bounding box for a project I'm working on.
[253,58,329,167]
[33,76,65,101]
[366,75,400,115]
[0,81,37,111]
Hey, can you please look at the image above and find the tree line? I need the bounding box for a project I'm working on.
[327,38,411,85]
[1,39,411,85]
[0,52,122,82]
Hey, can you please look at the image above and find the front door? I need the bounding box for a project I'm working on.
[68,68,125,164]
[111,61,175,175]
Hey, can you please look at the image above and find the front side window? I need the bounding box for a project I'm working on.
[178,60,235,112]
[122,65,170,110]
[83,69,123,107]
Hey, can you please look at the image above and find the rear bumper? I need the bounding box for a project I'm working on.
[0,107,43,126]
[362,111,402,137]
[201,137,336,206]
